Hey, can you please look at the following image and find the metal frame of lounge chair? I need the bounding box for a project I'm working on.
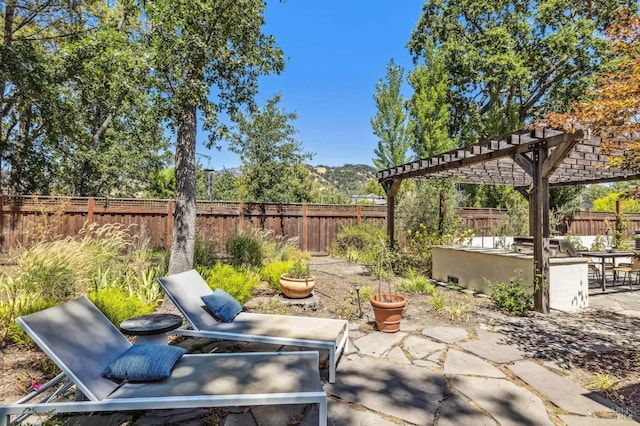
[0,296,327,426]
[157,269,349,383]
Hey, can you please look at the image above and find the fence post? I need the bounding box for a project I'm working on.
[302,204,308,251]
[239,201,244,231]
[357,204,361,225]
[87,197,95,225]
[166,200,173,249]
[0,195,4,251]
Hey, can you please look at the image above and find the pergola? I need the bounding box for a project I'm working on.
[376,128,640,313]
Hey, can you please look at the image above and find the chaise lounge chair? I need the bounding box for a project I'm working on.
[157,269,349,383]
[0,296,327,426]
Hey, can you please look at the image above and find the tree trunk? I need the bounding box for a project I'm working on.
[168,104,197,274]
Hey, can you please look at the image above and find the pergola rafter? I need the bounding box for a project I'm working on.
[377,128,640,313]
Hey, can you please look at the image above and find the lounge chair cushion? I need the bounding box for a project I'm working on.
[201,289,242,322]
[103,344,187,382]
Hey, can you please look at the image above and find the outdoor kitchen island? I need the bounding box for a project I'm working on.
[431,244,590,312]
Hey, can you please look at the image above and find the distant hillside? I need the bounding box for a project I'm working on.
[212,164,378,197]
[308,164,377,196]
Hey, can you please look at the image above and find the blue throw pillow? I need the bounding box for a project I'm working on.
[201,288,242,322]
[103,344,187,382]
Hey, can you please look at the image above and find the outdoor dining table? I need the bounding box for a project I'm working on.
[580,251,634,291]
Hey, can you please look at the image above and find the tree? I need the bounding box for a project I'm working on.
[547,10,640,171]
[371,59,413,169]
[409,0,625,146]
[143,1,284,273]
[1,2,169,195]
[229,95,314,203]
[407,45,454,158]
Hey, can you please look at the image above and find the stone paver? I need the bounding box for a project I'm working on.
[444,349,506,378]
[451,375,553,426]
[558,414,640,426]
[402,335,447,359]
[422,325,470,343]
[320,400,398,426]
[507,360,614,415]
[326,356,444,425]
[438,392,497,426]
[352,331,406,357]
[386,346,411,364]
[459,329,528,363]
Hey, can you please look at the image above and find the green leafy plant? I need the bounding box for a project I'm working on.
[204,263,260,304]
[88,287,155,326]
[261,260,294,291]
[398,269,436,295]
[446,300,471,321]
[488,270,533,316]
[586,374,619,392]
[430,289,447,312]
[226,230,265,268]
[285,259,312,279]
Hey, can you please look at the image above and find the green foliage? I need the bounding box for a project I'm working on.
[408,46,455,159]
[261,261,294,291]
[229,95,314,203]
[401,222,474,275]
[372,59,413,169]
[0,275,55,345]
[0,223,167,344]
[194,233,223,268]
[330,222,387,263]
[88,287,155,326]
[285,259,312,279]
[430,289,447,311]
[591,235,609,251]
[593,192,640,213]
[226,231,265,268]
[586,374,619,392]
[203,263,260,305]
[398,270,436,295]
[488,271,533,316]
[308,164,378,202]
[408,0,620,145]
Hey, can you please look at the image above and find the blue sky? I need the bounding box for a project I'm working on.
[196,0,425,171]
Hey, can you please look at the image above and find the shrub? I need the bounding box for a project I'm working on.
[16,238,93,303]
[0,275,55,345]
[262,261,294,291]
[398,269,436,295]
[194,233,222,268]
[330,222,386,257]
[226,230,265,268]
[488,271,533,316]
[203,263,260,304]
[430,290,447,311]
[88,287,155,326]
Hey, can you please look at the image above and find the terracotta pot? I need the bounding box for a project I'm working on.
[280,274,316,298]
[370,294,406,333]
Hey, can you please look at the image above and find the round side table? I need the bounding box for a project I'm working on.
[120,313,183,345]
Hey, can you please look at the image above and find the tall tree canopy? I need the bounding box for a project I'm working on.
[1,1,169,195]
[229,95,313,203]
[548,9,640,171]
[371,59,413,169]
[409,0,627,146]
[407,44,454,158]
[143,0,284,273]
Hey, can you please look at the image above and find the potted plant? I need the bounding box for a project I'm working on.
[369,239,406,333]
[280,259,315,298]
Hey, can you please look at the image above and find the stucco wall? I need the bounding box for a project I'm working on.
[432,246,589,312]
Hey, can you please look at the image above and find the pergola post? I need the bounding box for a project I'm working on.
[382,179,402,248]
[530,141,550,313]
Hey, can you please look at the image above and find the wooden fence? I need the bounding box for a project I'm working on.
[2,196,640,255]
[0,196,387,255]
